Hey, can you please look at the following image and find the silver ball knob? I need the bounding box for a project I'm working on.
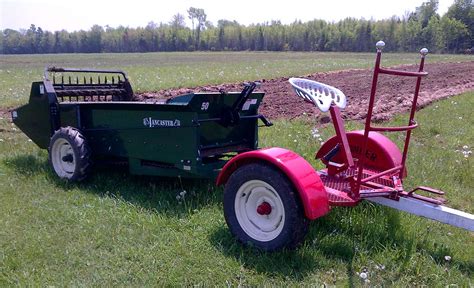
[420,48,429,56]
[376,41,385,51]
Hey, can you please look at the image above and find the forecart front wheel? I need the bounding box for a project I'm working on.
[49,127,91,181]
[223,163,309,251]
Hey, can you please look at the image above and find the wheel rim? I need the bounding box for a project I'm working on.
[51,138,75,178]
[234,180,285,242]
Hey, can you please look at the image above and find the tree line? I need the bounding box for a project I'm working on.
[1,0,472,55]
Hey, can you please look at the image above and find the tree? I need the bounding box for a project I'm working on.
[0,31,4,54]
[187,7,207,50]
[2,29,23,54]
[414,0,439,28]
[39,30,53,53]
[168,14,189,51]
[446,0,473,48]
[1,0,471,55]
[439,16,470,52]
[170,14,186,29]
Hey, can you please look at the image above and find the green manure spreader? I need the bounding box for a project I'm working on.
[13,67,272,181]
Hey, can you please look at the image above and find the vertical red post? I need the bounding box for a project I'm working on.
[329,105,354,168]
[399,48,428,178]
[353,41,384,198]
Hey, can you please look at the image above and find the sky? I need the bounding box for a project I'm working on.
[1,0,454,32]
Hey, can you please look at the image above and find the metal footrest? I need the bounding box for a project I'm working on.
[403,186,446,205]
[325,187,359,207]
[319,168,400,206]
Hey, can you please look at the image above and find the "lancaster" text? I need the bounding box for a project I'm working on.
[143,117,181,128]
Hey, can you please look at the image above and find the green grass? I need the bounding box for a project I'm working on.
[1,51,472,108]
[1,86,473,286]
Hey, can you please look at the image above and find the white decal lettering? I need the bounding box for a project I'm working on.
[143,117,181,128]
[201,102,210,111]
[242,99,258,111]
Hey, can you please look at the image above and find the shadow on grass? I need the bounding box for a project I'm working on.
[4,154,49,175]
[209,201,473,282]
[3,154,222,219]
[208,226,323,281]
[5,154,473,281]
[207,205,382,281]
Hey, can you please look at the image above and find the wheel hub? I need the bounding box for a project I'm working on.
[257,202,272,215]
[62,154,74,163]
[51,138,76,178]
[234,180,285,242]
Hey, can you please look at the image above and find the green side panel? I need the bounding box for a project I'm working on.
[12,82,52,149]
[55,91,265,179]
[75,104,198,162]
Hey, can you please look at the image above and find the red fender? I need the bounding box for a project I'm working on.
[216,147,329,220]
[316,130,406,177]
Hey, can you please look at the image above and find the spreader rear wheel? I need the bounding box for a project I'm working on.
[223,163,309,251]
[49,127,91,181]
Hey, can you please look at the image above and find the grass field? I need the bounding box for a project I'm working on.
[1,51,472,108]
[0,52,473,286]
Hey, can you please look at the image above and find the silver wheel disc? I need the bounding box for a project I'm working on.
[51,138,75,178]
[234,180,285,242]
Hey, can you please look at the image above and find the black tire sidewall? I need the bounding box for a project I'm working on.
[223,162,308,251]
[49,127,91,181]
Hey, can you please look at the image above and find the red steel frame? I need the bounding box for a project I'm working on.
[327,45,430,202]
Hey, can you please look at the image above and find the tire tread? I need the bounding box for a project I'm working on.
[49,126,92,181]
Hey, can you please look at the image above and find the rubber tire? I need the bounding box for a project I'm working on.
[48,127,92,181]
[223,163,309,251]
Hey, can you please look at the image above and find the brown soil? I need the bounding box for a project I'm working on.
[2,61,473,123]
[135,61,474,122]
